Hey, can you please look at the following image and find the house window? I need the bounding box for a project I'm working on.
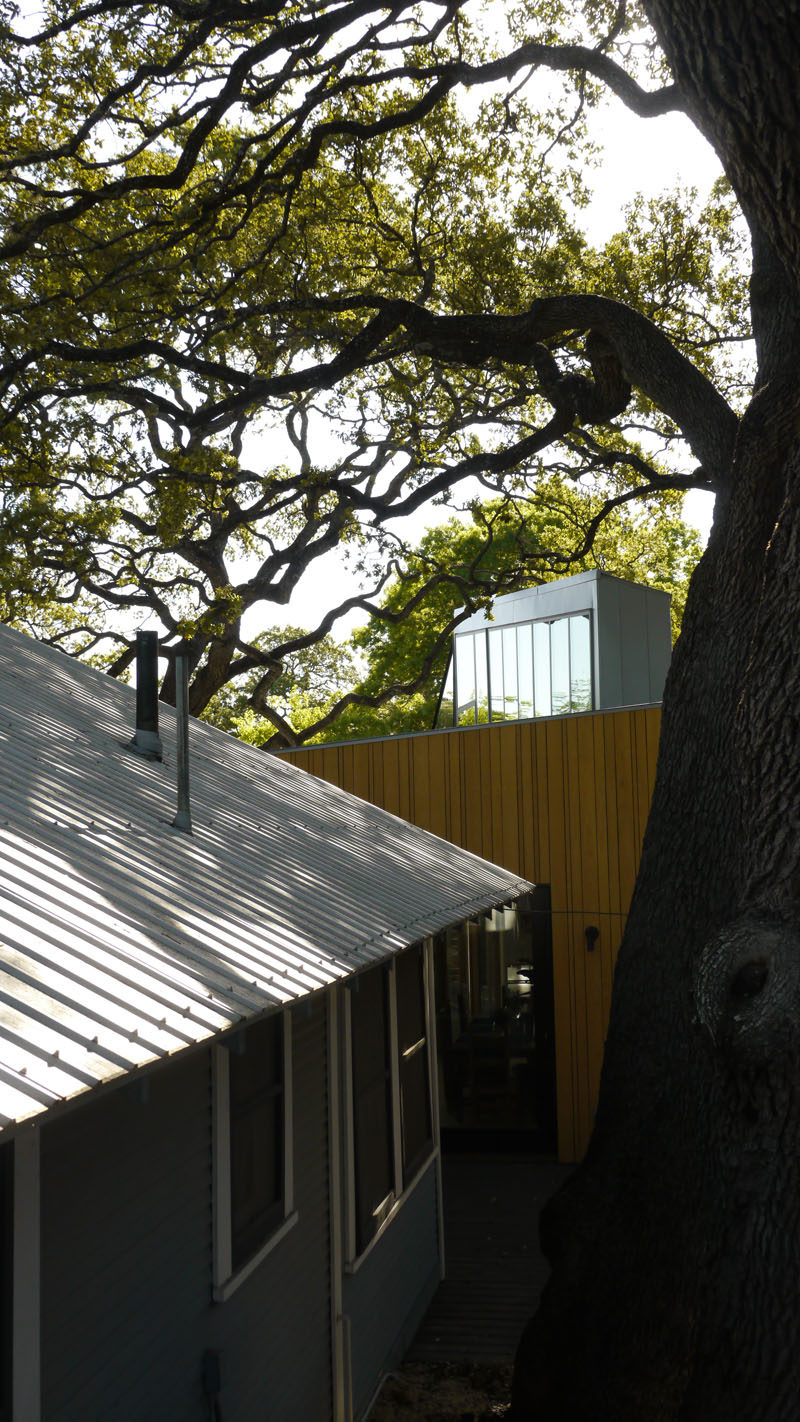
[347,943,435,1261]
[395,945,433,1180]
[213,1010,295,1298]
[350,966,394,1254]
[229,1014,285,1271]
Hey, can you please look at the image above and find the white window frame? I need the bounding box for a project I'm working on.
[344,941,437,1272]
[212,1008,296,1301]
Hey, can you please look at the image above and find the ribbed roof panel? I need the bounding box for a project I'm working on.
[0,625,531,1128]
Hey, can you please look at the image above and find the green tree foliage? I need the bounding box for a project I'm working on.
[335,482,701,739]
[202,625,358,744]
[203,484,700,746]
[0,1,750,744]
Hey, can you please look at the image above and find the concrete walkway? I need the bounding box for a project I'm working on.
[407,1154,572,1364]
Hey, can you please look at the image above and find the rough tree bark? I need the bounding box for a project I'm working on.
[513,6,800,1418]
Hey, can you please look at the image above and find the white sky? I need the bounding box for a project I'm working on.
[252,91,727,639]
[587,97,724,550]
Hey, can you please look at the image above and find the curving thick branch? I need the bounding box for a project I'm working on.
[383,294,739,484]
[23,289,739,489]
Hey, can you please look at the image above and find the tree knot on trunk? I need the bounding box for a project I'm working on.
[694,918,800,1074]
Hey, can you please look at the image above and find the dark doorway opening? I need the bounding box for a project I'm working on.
[433,886,556,1155]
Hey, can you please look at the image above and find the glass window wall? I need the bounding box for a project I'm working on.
[437,654,454,726]
[489,628,504,722]
[502,626,518,719]
[432,887,556,1144]
[533,621,551,718]
[455,633,477,726]
[570,613,592,711]
[442,610,594,727]
[475,631,489,723]
[517,624,534,720]
[550,617,570,716]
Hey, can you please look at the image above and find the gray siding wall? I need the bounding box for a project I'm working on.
[456,570,600,633]
[456,571,672,713]
[596,576,671,709]
[40,994,331,1422]
[596,574,624,709]
[344,1161,441,1420]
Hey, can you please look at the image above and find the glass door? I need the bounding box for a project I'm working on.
[433,887,556,1150]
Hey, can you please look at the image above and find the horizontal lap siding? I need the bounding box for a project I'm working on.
[41,994,332,1422]
[344,1162,440,1420]
[284,709,660,1162]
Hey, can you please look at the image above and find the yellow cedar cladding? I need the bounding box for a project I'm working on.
[281,705,659,1163]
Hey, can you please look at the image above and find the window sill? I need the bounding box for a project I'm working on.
[345,1148,438,1275]
[214,1210,299,1302]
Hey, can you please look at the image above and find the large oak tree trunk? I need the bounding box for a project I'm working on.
[513,5,800,1417]
[513,440,800,1419]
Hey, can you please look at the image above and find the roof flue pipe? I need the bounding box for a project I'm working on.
[129,630,163,760]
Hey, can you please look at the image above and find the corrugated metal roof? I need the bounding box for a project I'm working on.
[0,624,531,1131]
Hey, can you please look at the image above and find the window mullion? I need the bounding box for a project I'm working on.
[388,962,403,1200]
[283,1008,293,1214]
[343,988,357,1261]
[212,1045,232,1287]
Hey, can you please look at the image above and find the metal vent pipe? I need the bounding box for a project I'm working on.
[129,630,163,760]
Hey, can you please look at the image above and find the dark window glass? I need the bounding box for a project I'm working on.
[229,1015,284,1271]
[395,946,433,1181]
[351,966,394,1252]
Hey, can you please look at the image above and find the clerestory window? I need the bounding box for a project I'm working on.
[438,611,593,727]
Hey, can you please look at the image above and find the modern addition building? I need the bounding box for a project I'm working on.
[281,571,672,1164]
[0,623,531,1422]
[436,570,671,728]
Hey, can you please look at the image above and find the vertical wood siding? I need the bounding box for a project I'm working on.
[40,994,332,1421]
[282,707,660,1161]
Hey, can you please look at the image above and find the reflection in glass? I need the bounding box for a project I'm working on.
[550,618,570,715]
[432,891,556,1139]
[503,626,518,718]
[517,623,534,719]
[533,621,551,717]
[475,630,489,723]
[489,628,505,721]
[435,655,454,728]
[569,614,592,710]
[455,633,476,725]
[445,610,593,724]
